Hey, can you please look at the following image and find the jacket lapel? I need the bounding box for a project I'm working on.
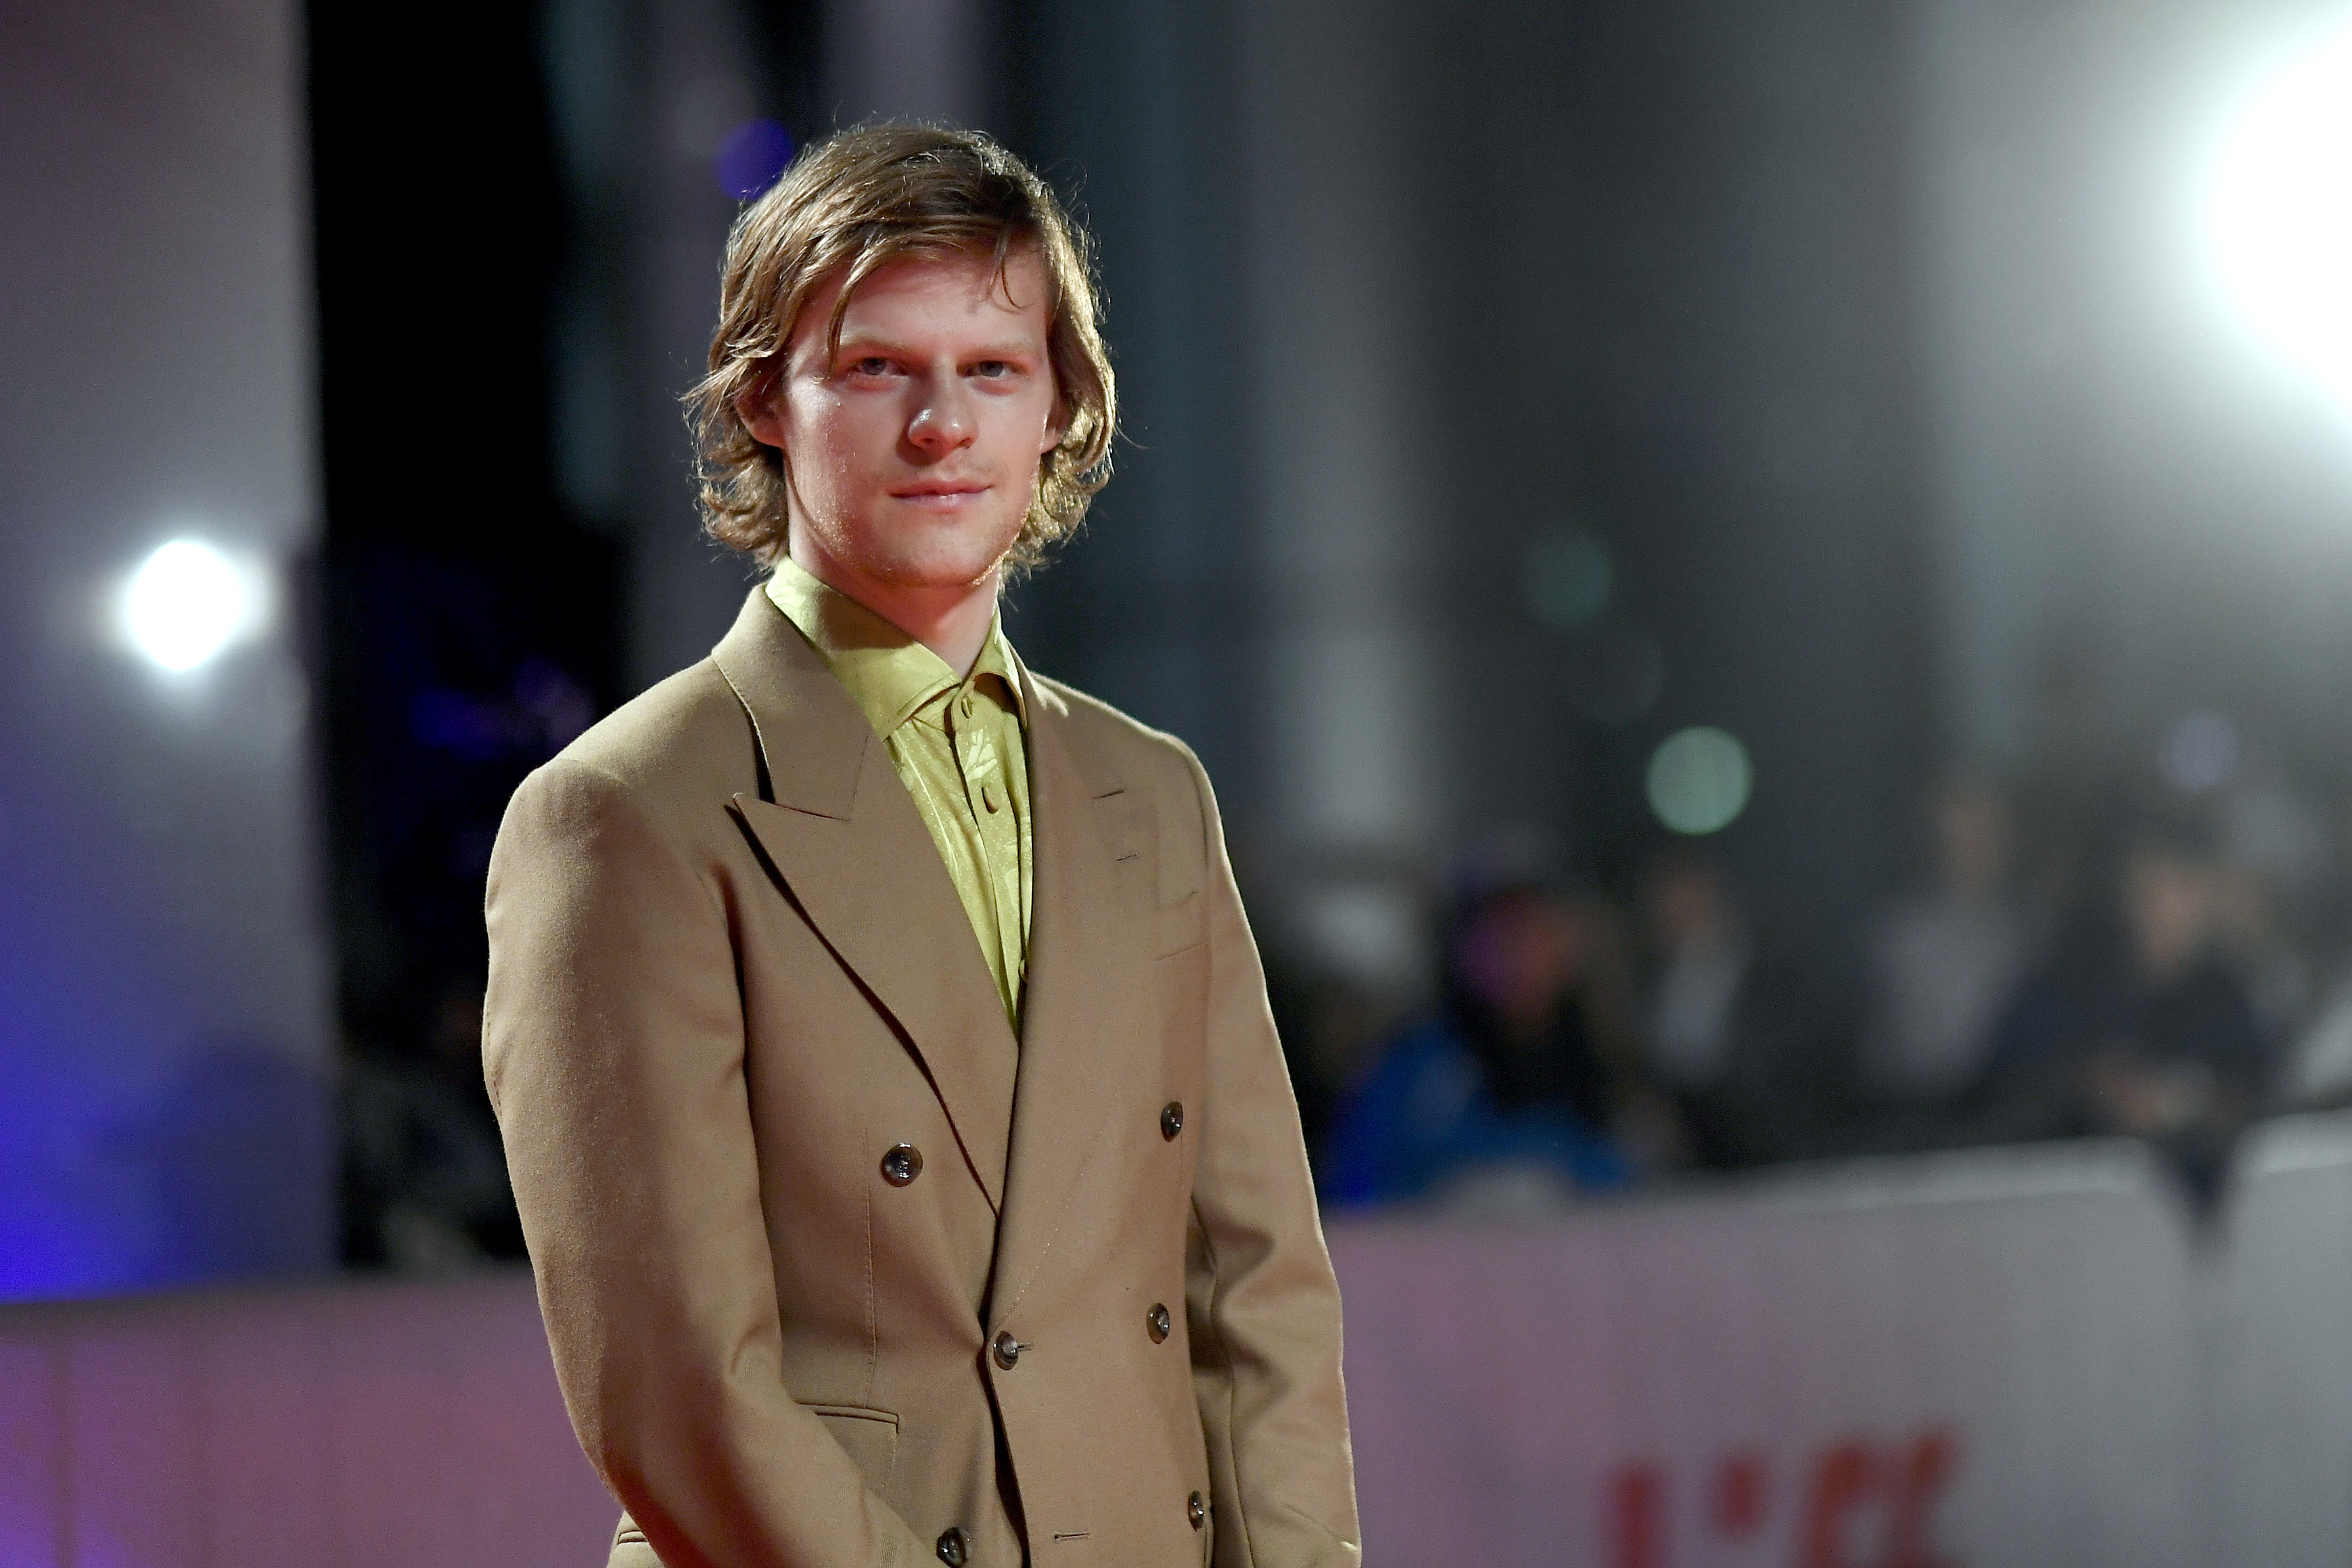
[988,670,1156,1319]
[712,589,1019,1211]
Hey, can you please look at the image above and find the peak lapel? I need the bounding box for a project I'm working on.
[990,676,1156,1319]
[714,589,1018,1211]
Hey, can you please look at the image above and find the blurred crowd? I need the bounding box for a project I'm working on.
[1300,755,2352,1215]
[343,711,2352,1270]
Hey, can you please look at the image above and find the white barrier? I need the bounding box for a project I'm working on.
[0,1274,611,1568]
[2208,1114,2352,1568]
[15,1125,2352,1567]
[1331,1142,2207,1568]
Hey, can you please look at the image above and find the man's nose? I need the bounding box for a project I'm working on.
[906,374,976,452]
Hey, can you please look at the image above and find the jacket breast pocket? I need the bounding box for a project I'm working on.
[1155,889,1206,958]
[806,1401,900,1489]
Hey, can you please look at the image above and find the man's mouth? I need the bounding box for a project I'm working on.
[891,482,990,510]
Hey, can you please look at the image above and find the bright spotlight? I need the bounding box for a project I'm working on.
[1647,726,1753,836]
[2206,20,2352,410]
[121,539,262,672]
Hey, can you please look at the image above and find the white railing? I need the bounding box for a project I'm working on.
[6,1121,2352,1567]
[1336,1142,2204,1568]
[0,1273,608,1568]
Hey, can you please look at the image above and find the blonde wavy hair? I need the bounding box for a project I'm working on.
[684,123,1116,575]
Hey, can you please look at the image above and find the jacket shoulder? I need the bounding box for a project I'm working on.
[1029,675,1224,896]
[1030,673,1206,799]
[523,658,760,830]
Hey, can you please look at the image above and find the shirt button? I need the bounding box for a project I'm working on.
[880,1144,922,1185]
[1161,1101,1185,1140]
[936,1526,969,1566]
[981,782,1000,813]
[1188,1492,1208,1530]
[992,1330,1024,1369]
[958,693,974,720]
[1147,1302,1171,1343]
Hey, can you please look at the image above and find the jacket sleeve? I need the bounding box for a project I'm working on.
[1176,748,1365,1568]
[483,758,934,1568]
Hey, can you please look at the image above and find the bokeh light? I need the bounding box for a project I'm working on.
[716,118,794,201]
[1647,726,1753,835]
[121,539,263,672]
[2206,20,2352,413]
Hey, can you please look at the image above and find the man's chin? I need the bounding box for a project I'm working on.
[870,534,1022,592]
[859,552,1010,597]
[796,514,1023,598]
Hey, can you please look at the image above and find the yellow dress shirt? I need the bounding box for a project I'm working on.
[766,558,1033,1031]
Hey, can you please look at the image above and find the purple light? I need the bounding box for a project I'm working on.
[716,119,794,201]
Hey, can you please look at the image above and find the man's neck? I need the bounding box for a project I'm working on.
[786,536,1001,675]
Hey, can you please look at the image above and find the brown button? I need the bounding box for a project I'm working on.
[936,1526,969,1566]
[1161,1101,1185,1140]
[1147,1302,1171,1343]
[1188,1491,1207,1529]
[992,1330,1024,1369]
[880,1144,922,1186]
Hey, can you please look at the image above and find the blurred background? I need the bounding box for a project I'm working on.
[9,0,2352,1561]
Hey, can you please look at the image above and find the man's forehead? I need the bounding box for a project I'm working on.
[806,248,1050,340]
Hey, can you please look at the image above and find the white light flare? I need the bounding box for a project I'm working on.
[2206,20,2352,414]
[121,539,267,672]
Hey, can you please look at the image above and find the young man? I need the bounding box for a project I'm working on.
[482,125,1361,1568]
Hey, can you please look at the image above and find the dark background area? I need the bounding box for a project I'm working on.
[307,0,1944,1255]
[13,0,2348,1289]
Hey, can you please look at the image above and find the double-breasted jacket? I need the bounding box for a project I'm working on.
[484,589,1362,1568]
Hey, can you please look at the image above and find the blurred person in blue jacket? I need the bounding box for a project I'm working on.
[1320,879,1634,1210]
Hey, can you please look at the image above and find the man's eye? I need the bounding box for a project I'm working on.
[847,357,892,376]
[970,360,1014,378]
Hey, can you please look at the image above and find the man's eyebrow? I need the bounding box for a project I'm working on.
[831,331,1043,360]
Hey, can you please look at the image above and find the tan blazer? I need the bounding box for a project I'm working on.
[484,589,1361,1568]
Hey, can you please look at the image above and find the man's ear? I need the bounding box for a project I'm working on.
[1039,394,1068,458]
[736,372,787,448]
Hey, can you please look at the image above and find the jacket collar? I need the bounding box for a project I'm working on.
[713,587,1021,1209]
[709,587,1156,1289]
[762,555,1029,739]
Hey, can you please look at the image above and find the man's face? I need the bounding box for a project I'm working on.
[747,248,1065,599]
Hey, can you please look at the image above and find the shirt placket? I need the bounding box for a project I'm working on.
[949,684,1025,1002]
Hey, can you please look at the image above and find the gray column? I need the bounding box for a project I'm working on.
[827,0,990,127]
[0,0,333,1293]
[1234,0,1445,990]
[549,0,779,695]
[1909,0,2103,771]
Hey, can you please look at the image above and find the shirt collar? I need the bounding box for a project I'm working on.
[764,554,1027,740]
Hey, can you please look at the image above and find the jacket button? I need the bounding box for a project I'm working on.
[880,1144,923,1186]
[936,1526,969,1566]
[1188,1491,1207,1530]
[1147,1302,1171,1343]
[992,1330,1024,1369]
[1161,1101,1184,1140]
